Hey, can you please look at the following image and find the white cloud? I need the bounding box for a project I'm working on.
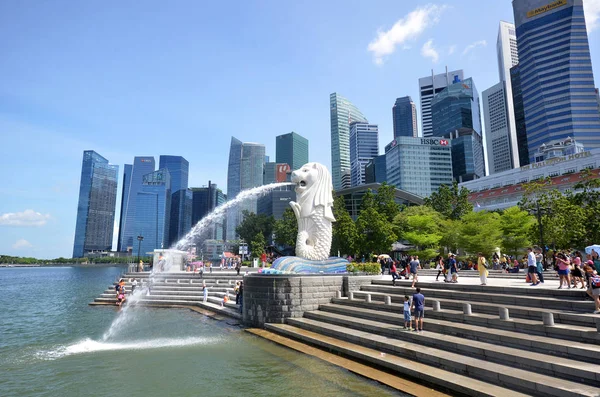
[448,44,456,55]
[462,40,487,55]
[584,0,600,32]
[0,210,51,227]
[421,39,440,62]
[12,239,33,249]
[368,4,447,64]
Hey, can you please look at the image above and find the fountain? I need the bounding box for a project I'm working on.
[263,162,349,274]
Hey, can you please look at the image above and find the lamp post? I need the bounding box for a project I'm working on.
[532,201,549,268]
[137,235,144,264]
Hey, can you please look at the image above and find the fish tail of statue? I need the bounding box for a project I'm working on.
[295,212,332,261]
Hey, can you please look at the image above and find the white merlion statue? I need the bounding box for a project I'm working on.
[289,162,335,261]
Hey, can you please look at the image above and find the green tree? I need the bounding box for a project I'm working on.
[457,211,502,255]
[355,190,396,255]
[571,168,600,246]
[235,210,275,245]
[499,206,536,257]
[374,182,401,222]
[273,207,297,248]
[250,232,266,258]
[424,181,473,220]
[440,218,460,254]
[331,196,358,256]
[394,206,444,259]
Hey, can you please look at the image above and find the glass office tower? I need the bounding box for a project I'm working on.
[135,169,171,255]
[392,96,418,138]
[330,93,368,190]
[159,155,191,246]
[73,151,119,257]
[276,131,309,171]
[513,0,600,161]
[349,122,379,187]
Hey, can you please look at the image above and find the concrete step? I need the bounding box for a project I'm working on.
[409,270,559,279]
[350,289,599,327]
[94,296,239,310]
[323,302,600,363]
[360,284,594,312]
[265,323,531,397]
[372,279,585,299]
[284,317,600,397]
[304,308,600,386]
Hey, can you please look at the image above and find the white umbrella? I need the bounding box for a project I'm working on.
[378,254,391,259]
[585,245,600,255]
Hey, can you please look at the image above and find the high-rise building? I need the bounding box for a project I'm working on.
[191,181,226,241]
[257,185,296,221]
[365,154,387,184]
[431,77,485,182]
[483,82,513,174]
[135,169,171,255]
[494,21,521,168]
[158,155,191,246]
[513,0,600,161]
[263,162,291,185]
[510,64,530,166]
[349,122,379,187]
[276,131,309,171]
[385,137,453,198]
[117,156,155,252]
[226,137,266,240]
[330,93,368,190]
[392,96,418,138]
[73,151,119,258]
[419,68,464,137]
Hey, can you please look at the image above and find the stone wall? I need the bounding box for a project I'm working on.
[242,274,381,327]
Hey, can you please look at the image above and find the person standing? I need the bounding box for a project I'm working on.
[391,261,399,286]
[157,254,166,272]
[234,281,241,304]
[409,256,420,288]
[477,253,488,286]
[434,256,444,281]
[403,295,412,330]
[235,259,241,276]
[261,252,267,268]
[535,248,544,284]
[527,248,539,286]
[202,283,208,302]
[448,254,458,282]
[138,260,144,272]
[556,253,571,289]
[209,262,212,274]
[238,281,244,314]
[131,278,137,293]
[411,288,425,332]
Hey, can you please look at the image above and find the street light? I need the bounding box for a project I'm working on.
[531,202,550,268]
[137,235,144,265]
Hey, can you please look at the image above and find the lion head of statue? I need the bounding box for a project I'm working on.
[291,162,335,222]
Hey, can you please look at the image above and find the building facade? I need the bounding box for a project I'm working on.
[118,156,155,252]
[513,0,600,161]
[431,77,485,182]
[365,154,387,184]
[392,96,418,138]
[419,68,464,137]
[257,185,296,221]
[263,162,291,185]
[275,131,309,171]
[335,183,424,220]
[384,137,453,198]
[158,155,191,246]
[191,182,226,242]
[533,137,585,162]
[135,169,171,256]
[330,93,368,190]
[461,148,600,211]
[510,64,531,166]
[226,137,266,240]
[483,82,513,174]
[349,122,379,187]
[73,151,119,258]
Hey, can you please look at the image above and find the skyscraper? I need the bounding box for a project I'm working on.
[158,155,191,246]
[191,182,226,241]
[118,156,155,252]
[135,169,171,255]
[392,96,418,138]
[276,131,309,171]
[510,64,530,166]
[513,0,600,161]
[494,21,521,169]
[483,82,513,174]
[263,162,291,185]
[330,93,368,190]
[349,122,379,187]
[419,68,464,137]
[73,151,119,258]
[226,137,266,240]
[431,77,485,182]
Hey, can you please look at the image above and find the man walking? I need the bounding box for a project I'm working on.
[411,287,425,332]
[527,247,539,286]
[409,256,420,288]
[391,261,400,286]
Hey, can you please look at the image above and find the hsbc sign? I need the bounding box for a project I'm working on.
[421,138,449,146]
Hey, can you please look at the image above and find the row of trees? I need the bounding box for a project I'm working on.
[0,255,134,265]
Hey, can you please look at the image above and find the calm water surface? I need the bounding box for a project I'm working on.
[0,267,404,397]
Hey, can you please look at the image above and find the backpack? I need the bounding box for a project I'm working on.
[590,275,600,289]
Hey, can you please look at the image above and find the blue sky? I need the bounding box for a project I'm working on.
[1,1,599,259]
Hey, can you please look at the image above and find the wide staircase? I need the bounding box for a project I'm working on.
[91,271,244,319]
[265,278,600,397]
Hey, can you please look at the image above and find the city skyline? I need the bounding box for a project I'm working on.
[2,1,600,258]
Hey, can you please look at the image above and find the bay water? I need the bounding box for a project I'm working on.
[0,267,403,396]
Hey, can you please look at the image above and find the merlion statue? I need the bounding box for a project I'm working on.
[262,162,348,274]
[289,162,335,261]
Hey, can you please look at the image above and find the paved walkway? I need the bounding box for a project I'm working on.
[382,272,582,290]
